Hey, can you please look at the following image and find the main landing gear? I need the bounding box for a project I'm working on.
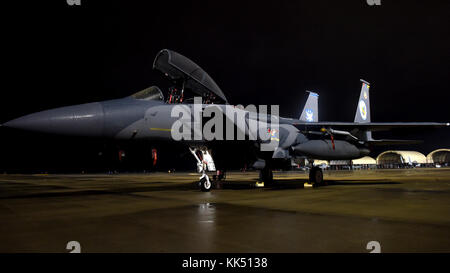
[189,147,216,192]
[258,167,274,187]
[308,166,324,185]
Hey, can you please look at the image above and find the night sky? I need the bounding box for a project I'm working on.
[0,0,449,172]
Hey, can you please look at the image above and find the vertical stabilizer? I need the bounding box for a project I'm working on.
[354,79,372,140]
[354,79,371,123]
[299,91,319,122]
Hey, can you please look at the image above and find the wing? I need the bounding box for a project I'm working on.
[288,121,449,132]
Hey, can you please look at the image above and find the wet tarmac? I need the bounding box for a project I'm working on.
[0,168,449,252]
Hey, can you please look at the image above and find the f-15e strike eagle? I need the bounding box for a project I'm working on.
[2,49,448,191]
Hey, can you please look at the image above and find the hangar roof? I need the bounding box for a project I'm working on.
[352,156,377,165]
[377,150,427,164]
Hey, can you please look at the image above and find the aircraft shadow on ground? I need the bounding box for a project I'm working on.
[0,179,402,199]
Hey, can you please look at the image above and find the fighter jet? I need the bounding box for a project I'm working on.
[2,49,448,191]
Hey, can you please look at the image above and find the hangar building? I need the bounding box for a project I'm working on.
[312,150,448,169]
[314,156,377,170]
[313,160,329,167]
[376,150,427,167]
[352,156,377,169]
[426,149,450,165]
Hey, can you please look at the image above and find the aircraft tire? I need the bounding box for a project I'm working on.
[309,167,323,184]
[200,176,212,192]
[259,168,273,186]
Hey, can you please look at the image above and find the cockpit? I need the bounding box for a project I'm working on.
[152,49,228,105]
[130,86,164,101]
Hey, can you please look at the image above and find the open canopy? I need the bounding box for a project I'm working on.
[153,49,228,103]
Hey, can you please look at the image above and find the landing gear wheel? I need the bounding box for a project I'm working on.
[199,176,211,192]
[309,167,323,185]
[259,168,273,186]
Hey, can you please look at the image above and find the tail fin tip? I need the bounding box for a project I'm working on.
[299,90,319,122]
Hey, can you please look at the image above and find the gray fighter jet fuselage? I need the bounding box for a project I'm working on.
[2,49,448,191]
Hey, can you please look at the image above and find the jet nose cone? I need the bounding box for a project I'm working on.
[3,102,104,137]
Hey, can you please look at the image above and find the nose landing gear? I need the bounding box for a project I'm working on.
[199,173,212,192]
[189,147,216,192]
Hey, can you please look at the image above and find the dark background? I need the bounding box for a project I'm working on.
[0,0,449,173]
